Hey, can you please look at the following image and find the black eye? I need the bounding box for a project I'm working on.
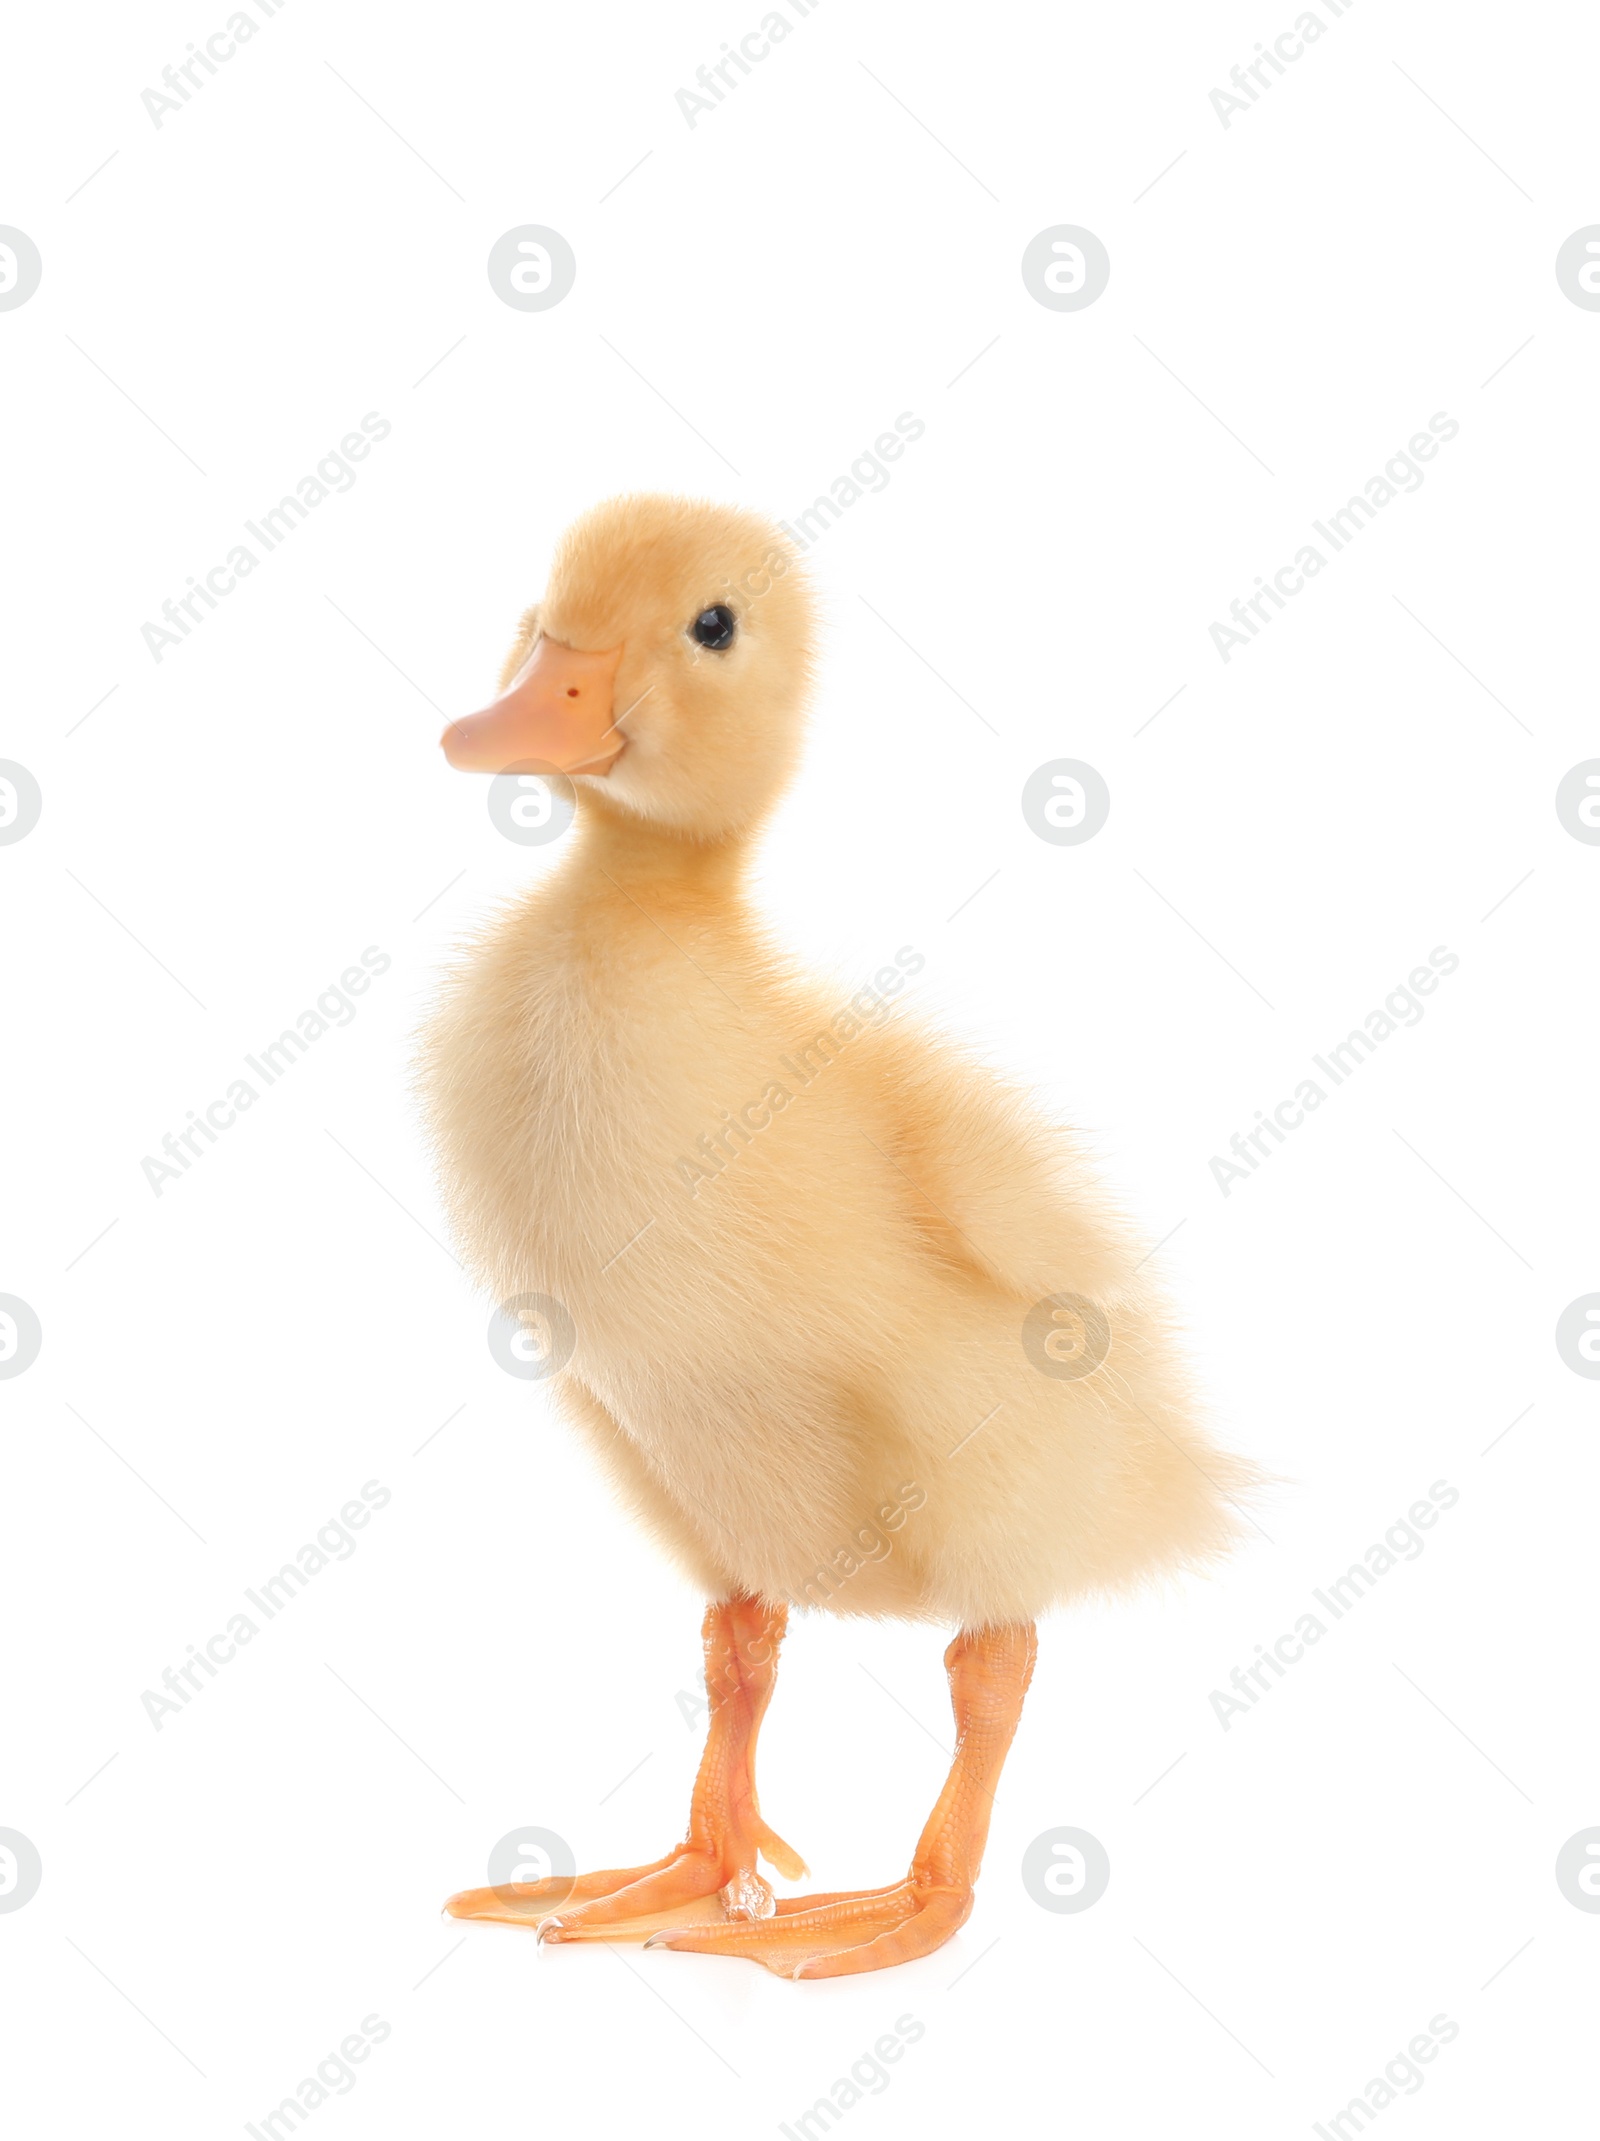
[690,605,736,650]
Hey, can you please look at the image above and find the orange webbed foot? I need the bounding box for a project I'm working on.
[449,1836,806,1944]
[444,1849,718,1941]
[446,1611,1035,1977]
[646,1878,974,1977]
[444,1596,805,1944]
[645,1620,1036,1978]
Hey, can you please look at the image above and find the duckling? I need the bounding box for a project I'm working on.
[420,495,1253,1977]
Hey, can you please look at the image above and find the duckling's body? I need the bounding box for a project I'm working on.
[424,495,1251,1975]
[424,822,1240,1628]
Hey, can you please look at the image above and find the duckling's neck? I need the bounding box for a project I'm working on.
[567,797,751,903]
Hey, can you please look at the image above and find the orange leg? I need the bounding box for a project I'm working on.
[646,1619,1037,1977]
[444,1594,804,1943]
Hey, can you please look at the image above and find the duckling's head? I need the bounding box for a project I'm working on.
[442,495,815,843]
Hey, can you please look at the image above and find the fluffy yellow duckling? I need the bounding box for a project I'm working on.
[420,495,1252,1977]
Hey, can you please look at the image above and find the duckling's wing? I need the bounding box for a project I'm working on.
[849,1022,1140,1307]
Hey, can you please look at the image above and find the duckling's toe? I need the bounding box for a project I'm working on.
[444,1843,768,1943]
[444,1848,682,1931]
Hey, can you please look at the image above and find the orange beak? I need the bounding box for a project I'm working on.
[441,637,625,775]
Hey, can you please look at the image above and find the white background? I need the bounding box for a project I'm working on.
[4,1,1598,2134]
